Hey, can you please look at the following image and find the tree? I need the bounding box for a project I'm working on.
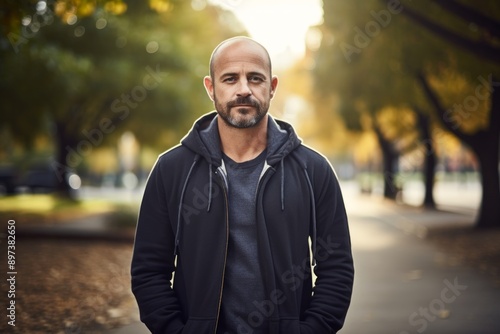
[0,0,244,197]
[315,0,500,227]
[313,0,434,202]
[399,0,500,228]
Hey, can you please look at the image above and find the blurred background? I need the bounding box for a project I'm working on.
[0,0,499,333]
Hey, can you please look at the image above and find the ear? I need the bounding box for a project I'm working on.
[270,75,278,99]
[204,76,215,101]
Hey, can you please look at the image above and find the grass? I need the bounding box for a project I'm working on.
[0,194,110,213]
[0,194,138,226]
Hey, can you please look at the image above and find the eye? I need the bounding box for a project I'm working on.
[223,77,237,83]
[249,75,264,83]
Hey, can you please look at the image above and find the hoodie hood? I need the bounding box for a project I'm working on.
[181,111,302,167]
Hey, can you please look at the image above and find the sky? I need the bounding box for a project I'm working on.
[208,0,324,70]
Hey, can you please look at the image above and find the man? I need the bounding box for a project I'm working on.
[131,36,354,334]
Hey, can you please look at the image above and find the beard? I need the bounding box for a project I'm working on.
[214,95,268,129]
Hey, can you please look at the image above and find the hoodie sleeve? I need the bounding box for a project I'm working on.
[131,158,185,334]
[300,157,354,333]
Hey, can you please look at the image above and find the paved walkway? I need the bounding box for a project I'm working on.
[341,185,500,334]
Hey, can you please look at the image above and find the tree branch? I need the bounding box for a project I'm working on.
[489,76,500,134]
[372,116,399,155]
[434,0,500,39]
[415,71,471,144]
[413,105,431,138]
[401,5,500,65]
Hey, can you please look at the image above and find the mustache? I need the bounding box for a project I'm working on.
[226,96,260,109]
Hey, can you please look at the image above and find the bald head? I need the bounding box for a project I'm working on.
[203,36,278,129]
[209,36,272,80]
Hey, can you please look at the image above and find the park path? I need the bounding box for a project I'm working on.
[341,183,500,334]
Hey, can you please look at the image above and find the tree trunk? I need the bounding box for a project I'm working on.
[382,149,399,200]
[51,122,78,199]
[474,138,500,228]
[417,72,500,228]
[415,109,436,208]
[373,122,399,200]
[422,146,437,208]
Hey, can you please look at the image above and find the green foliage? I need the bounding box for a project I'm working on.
[314,0,500,134]
[316,1,416,129]
[0,0,244,158]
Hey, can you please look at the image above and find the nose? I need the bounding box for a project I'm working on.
[236,79,252,97]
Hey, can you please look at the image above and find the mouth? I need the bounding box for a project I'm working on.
[228,97,259,110]
[231,105,254,115]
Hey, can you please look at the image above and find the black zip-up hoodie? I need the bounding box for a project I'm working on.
[131,112,354,334]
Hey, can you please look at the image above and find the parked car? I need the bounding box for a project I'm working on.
[15,164,81,194]
[0,166,18,195]
[17,166,60,193]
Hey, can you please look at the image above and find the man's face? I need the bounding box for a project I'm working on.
[204,41,278,128]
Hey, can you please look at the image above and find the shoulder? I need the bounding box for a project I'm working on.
[155,144,198,171]
[293,144,333,171]
[292,144,341,187]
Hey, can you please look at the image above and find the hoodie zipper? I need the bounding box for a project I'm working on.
[253,166,279,332]
[214,162,276,332]
[254,164,274,205]
[214,167,229,334]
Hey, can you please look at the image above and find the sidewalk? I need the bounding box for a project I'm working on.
[340,186,500,333]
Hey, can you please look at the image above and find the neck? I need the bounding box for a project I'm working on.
[217,115,268,163]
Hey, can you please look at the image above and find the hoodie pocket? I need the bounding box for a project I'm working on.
[279,318,301,334]
[181,318,216,334]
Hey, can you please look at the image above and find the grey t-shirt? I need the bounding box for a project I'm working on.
[217,149,268,334]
